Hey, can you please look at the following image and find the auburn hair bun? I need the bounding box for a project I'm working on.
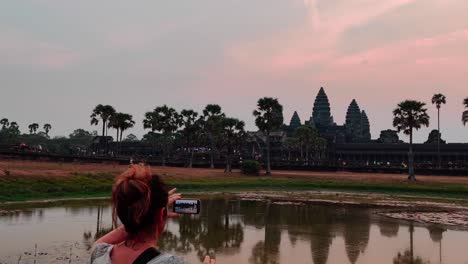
[111,164,169,240]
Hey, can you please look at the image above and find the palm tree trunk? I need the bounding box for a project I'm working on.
[408,128,416,181]
[437,108,441,169]
[209,133,215,169]
[102,122,106,137]
[266,132,271,175]
[410,223,414,263]
[225,152,230,173]
[162,137,167,166]
[188,147,194,168]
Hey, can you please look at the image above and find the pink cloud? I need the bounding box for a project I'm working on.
[0,28,80,69]
[225,0,419,74]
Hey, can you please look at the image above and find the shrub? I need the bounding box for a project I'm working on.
[241,160,261,176]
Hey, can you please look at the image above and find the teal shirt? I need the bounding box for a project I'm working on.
[89,243,185,264]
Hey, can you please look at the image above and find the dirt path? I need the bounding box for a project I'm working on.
[1,160,468,186]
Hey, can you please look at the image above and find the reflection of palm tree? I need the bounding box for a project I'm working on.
[428,225,446,263]
[82,206,112,250]
[249,202,282,264]
[393,225,430,264]
[378,217,400,238]
[162,198,244,261]
[393,250,429,264]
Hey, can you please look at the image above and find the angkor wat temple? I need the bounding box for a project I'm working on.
[83,87,468,170]
[284,87,372,143]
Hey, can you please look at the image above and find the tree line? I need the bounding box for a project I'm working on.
[2,94,468,178]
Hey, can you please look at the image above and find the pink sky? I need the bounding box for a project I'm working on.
[1,0,468,142]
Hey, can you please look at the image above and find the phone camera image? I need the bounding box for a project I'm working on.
[173,199,200,214]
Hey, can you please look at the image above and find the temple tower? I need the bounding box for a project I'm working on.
[361,110,371,142]
[345,99,362,142]
[289,111,302,131]
[312,87,333,129]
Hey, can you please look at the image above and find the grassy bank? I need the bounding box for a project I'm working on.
[1,172,468,202]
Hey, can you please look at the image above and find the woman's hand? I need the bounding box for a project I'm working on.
[203,256,216,264]
[167,188,182,218]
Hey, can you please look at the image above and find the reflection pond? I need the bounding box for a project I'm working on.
[1,197,468,264]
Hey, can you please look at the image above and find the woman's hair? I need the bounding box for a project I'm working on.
[112,164,168,242]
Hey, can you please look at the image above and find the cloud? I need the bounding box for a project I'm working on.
[224,0,418,74]
[0,28,80,69]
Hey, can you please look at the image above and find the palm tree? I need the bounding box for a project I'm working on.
[118,114,135,142]
[109,113,135,142]
[220,117,245,173]
[28,123,39,134]
[253,97,284,175]
[143,105,181,166]
[180,109,201,168]
[295,125,318,165]
[463,97,468,126]
[43,123,52,137]
[431,93,446,168]
[9,122,18,129]
[90,104,116,137]
[393,100,430,181]
[0,118,9,129]
[202,104,225,169]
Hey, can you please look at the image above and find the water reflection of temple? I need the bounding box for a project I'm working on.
[74,199,451,264]
[159,199,375,264]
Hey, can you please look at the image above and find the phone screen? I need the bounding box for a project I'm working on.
[173,199,201,214]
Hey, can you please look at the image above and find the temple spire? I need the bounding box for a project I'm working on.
[345,99,362,142]
[289,111,302,130]
[312,87,333,128]
[361,110,371,141]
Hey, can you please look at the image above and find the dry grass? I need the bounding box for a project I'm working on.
[1,159,468,186]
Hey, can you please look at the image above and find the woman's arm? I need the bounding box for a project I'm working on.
[94,226,128,245]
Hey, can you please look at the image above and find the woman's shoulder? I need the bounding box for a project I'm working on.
[148,253,185,264]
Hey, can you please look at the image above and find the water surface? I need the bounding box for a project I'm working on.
[1,198,467,264]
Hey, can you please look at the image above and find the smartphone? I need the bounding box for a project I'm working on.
[173,199,201,214]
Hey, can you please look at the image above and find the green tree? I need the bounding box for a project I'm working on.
[0,121,20,143]
[393,100,430,181]
[0,118,9,129]
[253,97,283,175]
[295,125,318,164]
[202,104,225,169]
[283,137,300,161]
[28,123,39,134]
[463,97,468,126]
[313,137,328,161]
[220,117,245,172]
[143,105,181,166]
[431,93,446,168]
[180,109,202,168]
[43,123,52,137]
[90,104,116,137]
